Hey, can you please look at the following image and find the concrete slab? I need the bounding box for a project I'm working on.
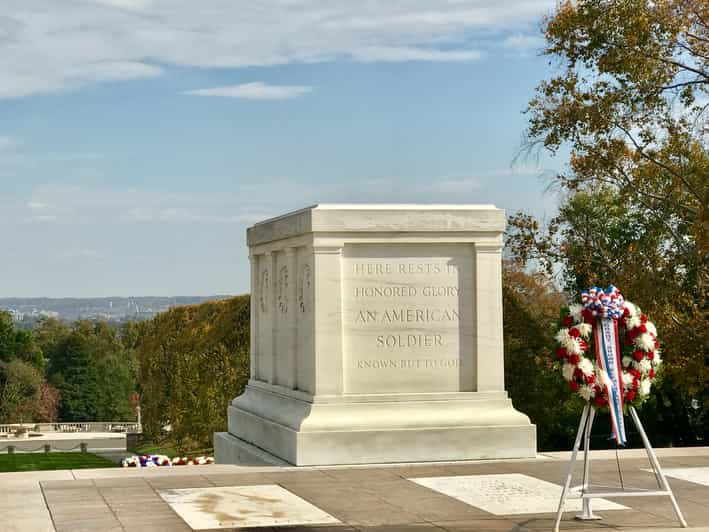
[158,484,340,529]
[656,467,709,488]
[411,473,628,515]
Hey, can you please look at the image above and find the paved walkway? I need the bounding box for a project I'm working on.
[2,448,709,532]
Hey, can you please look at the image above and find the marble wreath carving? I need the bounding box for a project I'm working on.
[554,286,662,445]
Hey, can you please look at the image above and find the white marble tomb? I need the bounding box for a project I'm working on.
[215,204,536,465]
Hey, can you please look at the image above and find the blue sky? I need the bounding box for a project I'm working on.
[0,0,565,297]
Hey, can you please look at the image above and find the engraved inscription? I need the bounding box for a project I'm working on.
[298,264,311,313]
[278,265,289,313]
[343,244,474,394]
[259,269,270,313]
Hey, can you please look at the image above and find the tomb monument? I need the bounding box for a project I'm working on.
[215,204,536,465]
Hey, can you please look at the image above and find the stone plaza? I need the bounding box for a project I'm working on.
[4,447,709,532]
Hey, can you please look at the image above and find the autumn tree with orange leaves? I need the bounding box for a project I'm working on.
[507,0,708,443]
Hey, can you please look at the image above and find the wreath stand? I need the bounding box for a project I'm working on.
[553,404,688,532]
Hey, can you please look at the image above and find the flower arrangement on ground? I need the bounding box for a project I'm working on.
[120,454,214,467]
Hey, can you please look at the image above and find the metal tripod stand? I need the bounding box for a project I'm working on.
[553,404,688,532]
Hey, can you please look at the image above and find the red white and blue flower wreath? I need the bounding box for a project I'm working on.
[554,286,662,445]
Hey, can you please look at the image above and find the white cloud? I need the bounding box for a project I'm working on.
[22,183,273,226]
[122,207,268,224]
[0,0,555,99]
[351,47,482,63]
[501,33,545,52]
[183,82,312,100]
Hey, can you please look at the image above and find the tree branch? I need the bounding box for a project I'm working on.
[615,124,703,202]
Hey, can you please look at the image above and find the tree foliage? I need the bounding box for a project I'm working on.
[510,0,708,443]
[502,263,586,450]
[0,311,44,369]
[137,296,250,450]
[0,359,58,423]
[45,321,137,422]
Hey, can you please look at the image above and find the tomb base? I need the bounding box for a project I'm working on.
[216,383,536,466]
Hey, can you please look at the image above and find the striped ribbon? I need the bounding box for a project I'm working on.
[594,317,627,445]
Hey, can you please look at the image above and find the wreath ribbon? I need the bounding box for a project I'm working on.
[594,318,627,445]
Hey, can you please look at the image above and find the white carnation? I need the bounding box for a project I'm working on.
[653,352,662,367]
[562,363,576,381]
[555,328,570,344]
[640,379,652,396]
[622,356,633,368]
[578,323,592,338]
[626,315,642,329]
[622,372,634,388]
[645,321,657,336]
[578,358,594,376]
[569,304,583,322]
[634,333,655,351]
[579,385,596,401]
[639,359,652,374]
[565,337,583,355]
[624,301,638,316]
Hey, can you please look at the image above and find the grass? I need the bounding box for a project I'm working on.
[0,452,116,473]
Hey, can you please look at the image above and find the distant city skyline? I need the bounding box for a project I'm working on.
[0,0,564,297]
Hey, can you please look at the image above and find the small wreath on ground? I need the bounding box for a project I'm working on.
[554,286,662,412]
[120,454,214,467]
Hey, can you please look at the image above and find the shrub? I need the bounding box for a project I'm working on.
[137,295,250,449]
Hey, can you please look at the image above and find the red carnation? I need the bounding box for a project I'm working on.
[627,328,638,339]
[649,369,655,379]
[569,327,580,338]
[623,307,630,317]
[568,381,579,392]
[623,336,634,346]
[568,354,580,365]
[562,315,574,327]
[556,347,568,360]
[574,368,584,379]
[594,385,602,396]
[630,369,641,379]
[633,350,644,361]
[638,324,647,334]
[654,339,660,349]
[595,396,608,407]
[579,340,589,351]
[585,373,596,384]
[641,314,647,323]
[647,351,655,360]
[582,309,594,322]
[633,378,640,390]
[626,390,636,401]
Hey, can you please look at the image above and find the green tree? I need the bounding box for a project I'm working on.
[46,321,137,422]
[0,360,44,423]
[0,311,44,369]
[513,0,708,442]
[49,331,99,421]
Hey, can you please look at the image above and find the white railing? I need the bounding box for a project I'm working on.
[0,422,141,434]
[0,424,35,434]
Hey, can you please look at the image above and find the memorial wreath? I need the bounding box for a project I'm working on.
[554,286,662,444]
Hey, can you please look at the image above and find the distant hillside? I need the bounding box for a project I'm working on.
[0,296,233,324]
